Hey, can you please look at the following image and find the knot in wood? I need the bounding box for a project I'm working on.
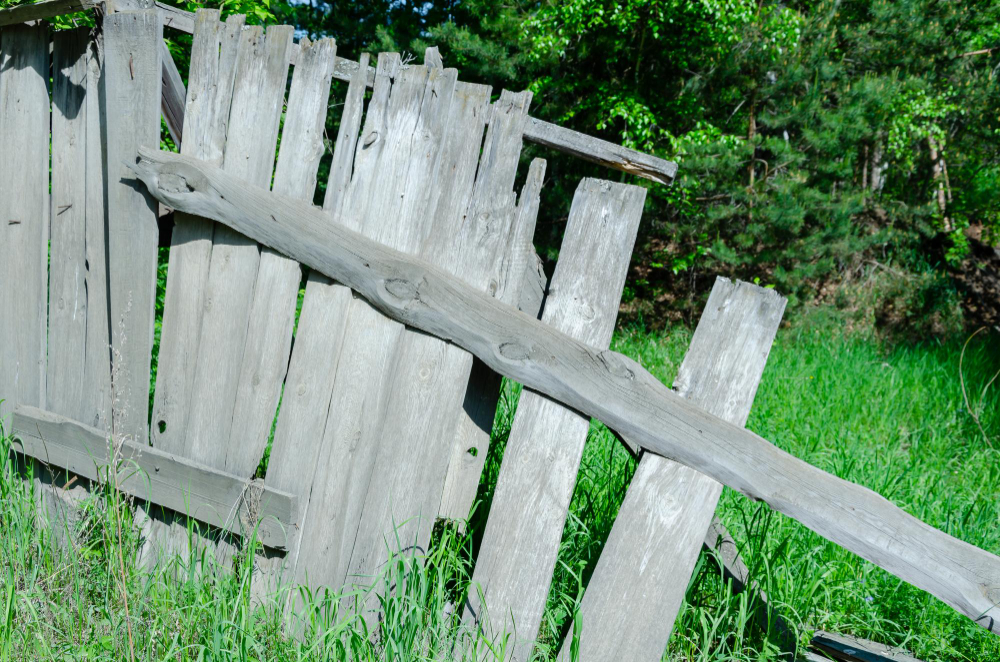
[498,341,531,361]
[384,277,421,303]
[597,350,635,381]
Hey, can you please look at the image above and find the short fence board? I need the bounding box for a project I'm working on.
[558,277,786,661]
[0,23,49,421]
[465,178,646,659]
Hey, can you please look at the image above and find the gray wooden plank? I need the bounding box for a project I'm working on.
[464,178,645,659]
[142,9,245,568]
[184,23,293,474]
[133,148,1000,635]
[12,405,295,549]
[48,28,91,423]
[557,277,785,662]
[228,36,335,463]
[150,10,243,455]
[0,23,49,422]
[343,89,531,608]
[82,30,112,432]
[438,158,546,524]
[253,51,379,596]
[104,9,162,442]
[811,631,924,662]
[289,59,454,596]
[158,37,185,147]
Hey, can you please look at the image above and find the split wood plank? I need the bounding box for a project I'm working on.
[344,89,533,607]
[48,28,91,423]
[811,631,924,662]
[253,50,377,595]
[557,277,786,662]
[82,30,112,431]
[465,178,645,659]
[142,10,245,568]
[438,158,546,524]
[289,59,458,597]
[132,148,1000,635]
[159,37,184,147]
[0,23,49,421]
[228,37,336,465]
[104,9,162,442]
[12,406,296,549]
[150,10,244,455]
[184,23,293,474]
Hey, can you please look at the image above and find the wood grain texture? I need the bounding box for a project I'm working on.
[438,157,546,524]
[184,24,292,474]
[344,89,531,606]
[291,60,459,597]
[228,36,335,464]
[150,10,243,454]
[48,28,91,422]
[12,406,295,549]
[104,9,162,442]
[133,148,1000,635]
[557,277,785,662]
[158,37,185,147]
[465,179,645,659]
[82,31,112,431]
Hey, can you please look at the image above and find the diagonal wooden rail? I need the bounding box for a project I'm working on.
[129,148,1000,636]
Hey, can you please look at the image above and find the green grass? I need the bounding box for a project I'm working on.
[2,317,998,660]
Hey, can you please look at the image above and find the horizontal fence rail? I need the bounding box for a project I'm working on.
[130,148,1000,636]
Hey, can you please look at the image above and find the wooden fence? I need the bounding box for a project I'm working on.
[1,3,998,660]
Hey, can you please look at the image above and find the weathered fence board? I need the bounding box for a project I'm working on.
[132,148,1000,634]
[159,37,185,146]
[104,9,162,441]
[13,406,295,549]
[0,23,49,422]
[150,10,244,455]
[465,179,645,658]
[343,89,534,605]
[48,28,91,422]
[558,277,786,661]
[228,37,335,464]
[184,24,292,473]
[255,52,373,595]
[290,59,458,596]
[82,31,112,432]
[438,157,546,523]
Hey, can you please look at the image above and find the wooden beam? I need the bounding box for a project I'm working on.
[11,406,295,549]
[0,0,97,27]
[811,631,924,662]
[129,148,1000,635]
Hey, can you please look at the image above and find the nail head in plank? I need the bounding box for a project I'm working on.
[558,277,785,662]
[132,149,1000,635]
[12,406,295,549]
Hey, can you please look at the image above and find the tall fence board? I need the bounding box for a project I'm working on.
[343,89,534,609]
[48,28,90,422]
[558,277,786,661]
[103,9,162,441]
[289,58,458,596]
[228,36,336,457]
[465,178,645,659]
[184,24,292,473]
[0,23,49,422]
